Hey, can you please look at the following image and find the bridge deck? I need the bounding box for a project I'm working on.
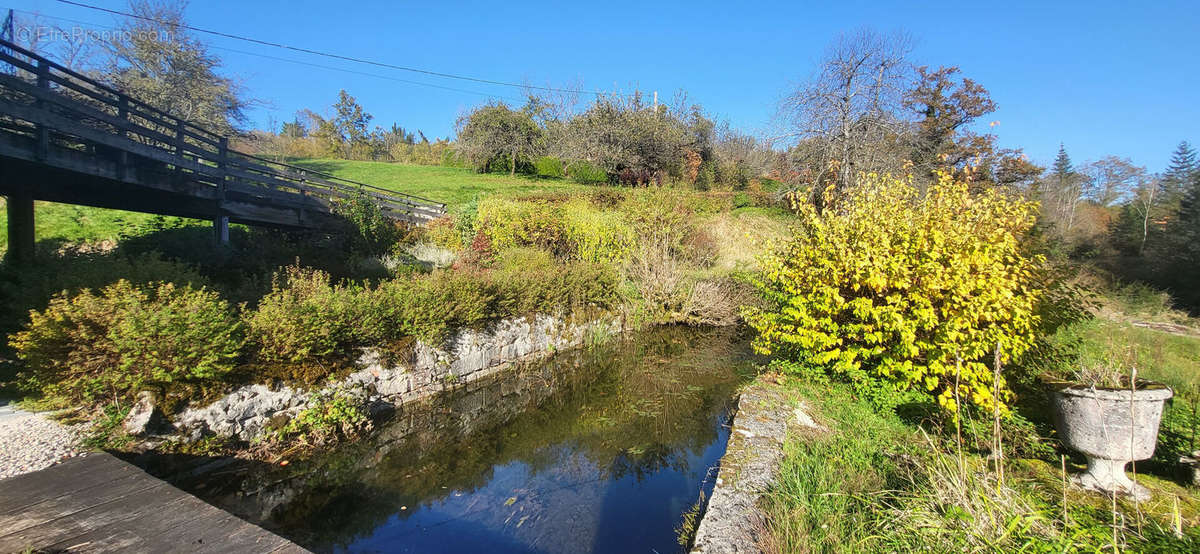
[0,453,308,553]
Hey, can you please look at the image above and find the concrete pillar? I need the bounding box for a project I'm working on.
[6,191,35,264]
[213,214,229,245]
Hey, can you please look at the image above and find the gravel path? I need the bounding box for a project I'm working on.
[0,399,87,481]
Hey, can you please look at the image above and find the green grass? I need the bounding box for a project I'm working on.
[1052,318,1200,393]
[0,199,203,251]
[291,159,590,209]
[0,161,592,250]
[764,375,1200,553]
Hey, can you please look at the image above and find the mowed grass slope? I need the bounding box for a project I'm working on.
[0,161,589,250]
[291,159,589,208]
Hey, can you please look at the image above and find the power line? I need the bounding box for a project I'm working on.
[54,0,624,98]
[210,45,527,103]
[14,9,525,103]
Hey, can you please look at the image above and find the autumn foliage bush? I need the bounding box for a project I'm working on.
[11,280,244,404]
[475,197,634,264]
[743,173,1046,413]
[246,261,621,365]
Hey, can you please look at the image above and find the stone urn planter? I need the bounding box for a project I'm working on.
[1053,383,1173,501]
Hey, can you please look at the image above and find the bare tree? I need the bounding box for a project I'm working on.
[780,28,913,195]
[9,12,99,70]
[1083,156,1145,207]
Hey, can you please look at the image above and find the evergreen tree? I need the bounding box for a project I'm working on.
[1176,169,1200,238]
[1052,143,1073,180]
[1166,141,1198,182]
[1045,144,1086,236]
[1161,155,1200,310]
[1163,141,1198,203]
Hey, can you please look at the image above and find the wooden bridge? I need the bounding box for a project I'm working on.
[0,453,308,552]
[0,38,445,262]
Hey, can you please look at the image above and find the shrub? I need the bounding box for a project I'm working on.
[334,191,409,256]
[494,246,557,273]
[268,387,371,447]
[0,252,208,341]
[477,197,637,264]
[452,199,480,248]
[11,280,243,404]
[567,160,609,184]
[495,261,621,317]
[246,266,373,363]
[423,216,463,251]
[732,191,753,209]
[441,148,470,168]
[695,161,716,191]
[249,260,622,365]
[743,173,1046,414]
[534,156,565,178]
[372,269,496,343]
[620,188,697,253]
[561,199,635,264]
[476,198,567,254]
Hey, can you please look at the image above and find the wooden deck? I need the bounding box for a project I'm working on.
[0,453,307,553]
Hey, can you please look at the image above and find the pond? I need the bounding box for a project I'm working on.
[147,326,756,553]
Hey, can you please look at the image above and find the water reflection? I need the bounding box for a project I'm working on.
[161,326,755,553]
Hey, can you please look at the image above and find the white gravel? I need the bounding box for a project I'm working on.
[0,402,86,481]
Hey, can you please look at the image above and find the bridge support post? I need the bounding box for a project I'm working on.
[213,215,229,246]
[6,190,35,264]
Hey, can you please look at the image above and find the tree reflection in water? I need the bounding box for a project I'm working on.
[157,326,756,553]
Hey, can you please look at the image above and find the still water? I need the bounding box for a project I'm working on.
[158,326,755,553]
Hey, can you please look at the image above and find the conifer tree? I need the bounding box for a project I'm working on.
[1047,144,1085,234]
[1052,144,1073,180]
[1163,141,1198,203]
[1166,141,1198,182]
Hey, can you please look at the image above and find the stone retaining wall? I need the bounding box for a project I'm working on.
[690,382,824,553]
[174,314,621,441]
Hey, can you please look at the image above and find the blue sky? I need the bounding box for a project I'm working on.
[8,0,1199,172]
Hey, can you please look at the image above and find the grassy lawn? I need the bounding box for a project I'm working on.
[291,159,591,209]
[0,161,593,251]
[0,198,203,251]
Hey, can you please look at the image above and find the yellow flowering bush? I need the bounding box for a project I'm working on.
[743,173,1044,414]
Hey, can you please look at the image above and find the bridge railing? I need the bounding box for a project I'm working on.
[0,38,445,222]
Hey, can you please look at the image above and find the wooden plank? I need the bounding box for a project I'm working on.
[0,453,308,553]
[0,40,443,228]
[0,472,161,527]
[39,495,291,554]
[1,73,443,217]
[0,455,136,513]
[0,43,217,150]
[0,98,227,182]
[0,73,223,163]
[131,495,293,554]
[0,481,173,549]
[0,140,221,201]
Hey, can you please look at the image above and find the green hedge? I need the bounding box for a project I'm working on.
[566,160,608,184]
